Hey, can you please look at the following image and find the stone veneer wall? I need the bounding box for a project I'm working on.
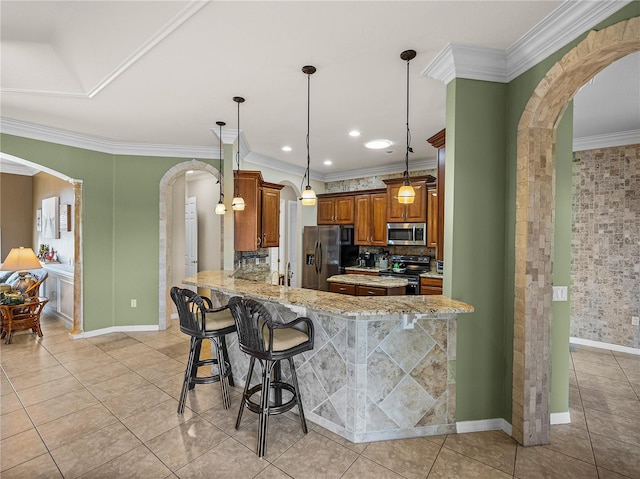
[571,143,640,349]
[324,168,437,193]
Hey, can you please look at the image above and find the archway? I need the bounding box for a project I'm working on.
[158,159,222,329]
[512,17,639,446]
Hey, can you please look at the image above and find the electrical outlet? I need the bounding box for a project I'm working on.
[552,286,568,302]
[131,299,137,308]
[632,316,639,326]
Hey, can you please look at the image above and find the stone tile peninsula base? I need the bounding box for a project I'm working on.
[184,271,473,443]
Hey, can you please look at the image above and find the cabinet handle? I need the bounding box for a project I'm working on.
[257,236,262,246]
[367,291,375,295]
[339,287,347,291]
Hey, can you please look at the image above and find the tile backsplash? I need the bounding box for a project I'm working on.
[571,144,639,349]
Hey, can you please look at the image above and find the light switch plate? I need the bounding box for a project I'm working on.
[552,286,568,302]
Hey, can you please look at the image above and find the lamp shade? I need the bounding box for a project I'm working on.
[232,196,245,211]
[215,201,227,215]
[1,247,42,271]
[397,184,416,204]
[301,186,317,206]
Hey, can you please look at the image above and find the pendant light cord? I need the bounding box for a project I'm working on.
[306,70,311,187]
[405,55,412,182]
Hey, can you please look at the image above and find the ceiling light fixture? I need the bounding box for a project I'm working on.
[323,160,333,166]
[282,146,292,152]
[215,121,227,215]
[231,96,246,211]
[397,49,416,205]
[349,130,360,137]
[365,139,392,149]
[300,65,317,206]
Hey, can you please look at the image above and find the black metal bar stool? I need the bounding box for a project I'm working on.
[170,287,236,413]
[227,296,314,457]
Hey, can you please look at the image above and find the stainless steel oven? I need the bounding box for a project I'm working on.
[386,223,426,246]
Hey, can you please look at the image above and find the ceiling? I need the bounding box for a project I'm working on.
[1,1,637,180]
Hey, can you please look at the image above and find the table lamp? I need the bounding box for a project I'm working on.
[1,247,42,293]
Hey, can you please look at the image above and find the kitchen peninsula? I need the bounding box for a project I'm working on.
[184,270,473,443]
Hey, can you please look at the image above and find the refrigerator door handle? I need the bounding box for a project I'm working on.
[318,242,323,276]
[314,241,320,275]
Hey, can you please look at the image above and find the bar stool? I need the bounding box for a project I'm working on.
[170,287,236,413]
[227,296,314,457]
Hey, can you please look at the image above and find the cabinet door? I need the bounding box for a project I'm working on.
[427,187,438,248]
[234,174,261,251]
[404,181,427,222]
[370,193,388,246]
[420,277,443,295]
[261,187,280,247]
[354,195,371,245]
[386,184,405,222]
[356,285,387,296]
[317,197,335,224]
[329,282,356,295]
[334,196,355,224]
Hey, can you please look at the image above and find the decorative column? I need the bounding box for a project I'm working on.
[69,180,84,337]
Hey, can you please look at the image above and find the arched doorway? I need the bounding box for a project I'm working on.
[512,17,639,446]
[158,159,222,330]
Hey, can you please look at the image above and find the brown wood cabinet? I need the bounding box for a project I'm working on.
[344,268,379,276]
[427,129,446,261]
[383,176,434,223]
[354,190,387,246]
[420,276,443,295]
[233,171,284,251]
[317,194,355,225]
[427,186,438,248]
[330,282,405,296]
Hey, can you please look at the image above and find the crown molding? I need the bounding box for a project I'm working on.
[424,0,632,85]
[1,117,221,159]
[573,129,640,152]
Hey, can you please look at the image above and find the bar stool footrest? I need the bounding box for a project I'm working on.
[244,381,298,416]
[189,357,232,385]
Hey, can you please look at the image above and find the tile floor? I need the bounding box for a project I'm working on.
[1,314,639,478]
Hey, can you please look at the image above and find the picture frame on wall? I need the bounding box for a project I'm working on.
[60,204,71,232]
[42,196,59,239]
[36,209,42,232]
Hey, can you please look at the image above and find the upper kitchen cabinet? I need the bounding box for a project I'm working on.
[354,190,387,246]
[427,185,438,248]
[427,129,445,260]
[234,170,284,251]
[317,194,355,225]
[384,175,435,223]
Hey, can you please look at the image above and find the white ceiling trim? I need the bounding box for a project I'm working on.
[573,129,640,152]
[424,0,632,85]
[321,158,438,183]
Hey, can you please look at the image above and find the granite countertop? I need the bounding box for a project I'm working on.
[184,270,473,317]
[343,266,385,273]
[420,272,444,279]
[327,274,408,288]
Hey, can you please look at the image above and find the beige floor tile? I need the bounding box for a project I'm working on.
[52,344,104,364]
[591,432,640,479]
[0,392,23,415]
[145,416,229,471]
[573,359,628,382]
[59,354,119,374]
[0,428,48,472]
[1,372,13,395]
[70,360,133,386]
[2,353,60,378]
[234,414,307,460]
[40,337,96,355]
[612,351,640,361]
[88,371,150,400]
[16,374,84,407]
[597,466,637,479]
[581,388,640,421]
[37,403,117,450]
[362,436,441,479]
[50,422,141,479]
[584,407,640,447]
[105,341,155,360]
[574,370,637,398]
[0,408,33,439]
[274,431,358,479]
[429,446,512,478]
[312,424,368,454]
[573,345,616,356]
[119,350,172,369]
[178,383,231,413]
[443,430,516,474]
[77,444,172,479]
[200,400,257,436]
[253,464,295,479]
[27,387,99,425]
[152,371,185,397]
[8,363,71,391]
[342,456,404,479]
[86,332,132,345]
[136,357,185,381]
[101,383,172,419]
[571,349,618,365]
[545,423,595,464]
[121,397,195,442]
[514,444,598,479]
[175,437,269,479]
[0,453,63,479]
[156,341,192,360]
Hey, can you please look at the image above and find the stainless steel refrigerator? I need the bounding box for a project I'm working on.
[302,225,359,291]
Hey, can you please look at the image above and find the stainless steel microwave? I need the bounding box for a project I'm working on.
[386,223,427,246]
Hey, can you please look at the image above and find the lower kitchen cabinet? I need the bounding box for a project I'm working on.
[42,264,74,326]
[420,276,443,295]
[329,282,405,296]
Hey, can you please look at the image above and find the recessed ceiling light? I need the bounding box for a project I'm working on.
[365,139,392,149]
[186,170,194,174]
[349,130,360,137]
[323,160,333,165]
[282,146,292,152]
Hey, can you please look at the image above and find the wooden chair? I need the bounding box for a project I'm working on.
[0,297,48,344]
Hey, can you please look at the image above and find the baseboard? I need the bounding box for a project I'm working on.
[456,418,512,436]
[570,337,640,356]
[77,325,159,339]
[550,411,571,425]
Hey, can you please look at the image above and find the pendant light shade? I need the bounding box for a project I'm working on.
[232,96,246,211]
[300,65,316,206]
[215,120,227,215]
[398,49,416,205]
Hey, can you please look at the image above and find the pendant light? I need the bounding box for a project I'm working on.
[214,121,227,215]
[231,96,246,211]
[300,65,317,206]
[397,49,416,204]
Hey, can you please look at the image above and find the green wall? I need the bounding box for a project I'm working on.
[1,133,216,331]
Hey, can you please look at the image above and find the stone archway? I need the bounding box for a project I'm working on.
[158,159,222,329]
[512,17,639,446]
